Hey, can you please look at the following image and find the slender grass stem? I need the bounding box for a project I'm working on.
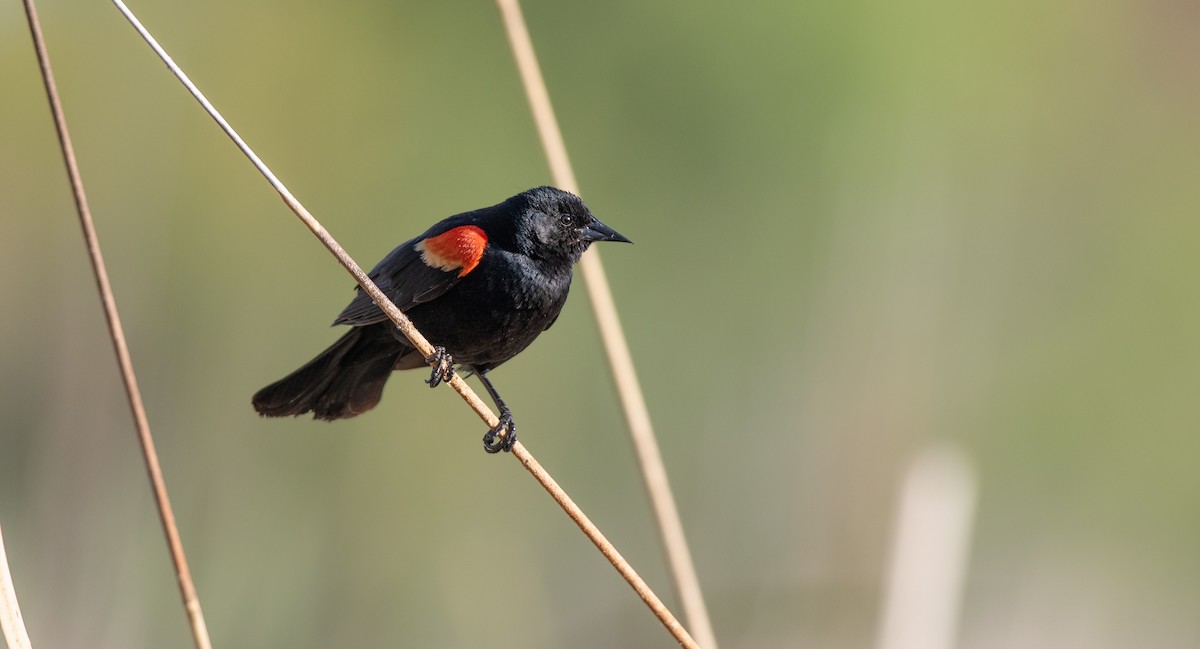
[496,1,717,646]
[23,2,212,648]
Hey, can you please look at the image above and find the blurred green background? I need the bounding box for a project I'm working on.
[2,0,1199,647]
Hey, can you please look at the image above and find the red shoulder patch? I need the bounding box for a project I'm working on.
[415,225,488,277]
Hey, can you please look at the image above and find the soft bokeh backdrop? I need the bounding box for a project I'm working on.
[2,1,1198,647]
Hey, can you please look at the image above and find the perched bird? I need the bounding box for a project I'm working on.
[252,186,630,452]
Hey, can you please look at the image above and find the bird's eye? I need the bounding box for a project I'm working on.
[558,214,574,227]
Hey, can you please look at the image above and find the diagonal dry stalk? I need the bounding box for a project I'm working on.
[21,2,213,649]
[495,2,719,647]
[108,1,699,646]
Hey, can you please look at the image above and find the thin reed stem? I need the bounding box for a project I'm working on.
[22,2,212,649]
[495,2,718,647]
[107,1,696,646]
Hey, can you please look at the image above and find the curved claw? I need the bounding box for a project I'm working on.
[482,410,517,454]
[425,346,455,388]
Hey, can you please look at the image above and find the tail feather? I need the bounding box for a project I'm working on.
[252,325,406,420]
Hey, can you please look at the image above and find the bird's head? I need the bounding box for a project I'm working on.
[509,186,631,264]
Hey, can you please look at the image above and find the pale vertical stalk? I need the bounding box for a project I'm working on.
[0,521,34,649]
[23,2,212,648]
[495,2,718,647]
[874,444,977,649]
[107,2,696,646]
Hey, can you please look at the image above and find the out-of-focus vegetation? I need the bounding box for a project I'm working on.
[2,1,1198,647]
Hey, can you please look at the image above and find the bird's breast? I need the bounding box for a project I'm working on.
[402,251,573,369]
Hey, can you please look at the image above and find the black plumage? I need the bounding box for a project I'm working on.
[251,186,630,452]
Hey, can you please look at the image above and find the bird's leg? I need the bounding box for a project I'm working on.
[424,346,455,388]
[477,371,517,453]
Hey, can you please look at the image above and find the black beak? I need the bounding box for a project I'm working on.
[580,217,632,244]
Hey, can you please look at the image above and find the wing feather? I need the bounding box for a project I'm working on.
[333,219,490,326]
[333,238,461,326]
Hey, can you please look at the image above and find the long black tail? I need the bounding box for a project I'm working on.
[252,324,408,420]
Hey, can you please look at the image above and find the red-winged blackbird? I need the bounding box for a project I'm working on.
[252,186,630,452]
